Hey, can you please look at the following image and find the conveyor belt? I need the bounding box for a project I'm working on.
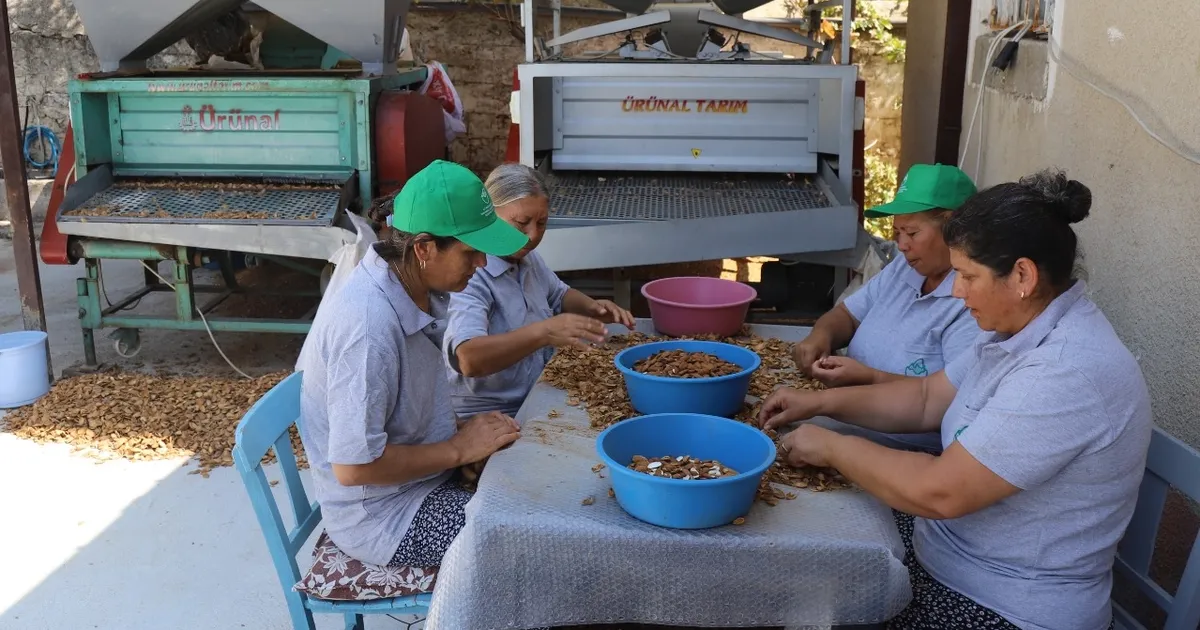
[58,181,342,227]
[547,172,831,222]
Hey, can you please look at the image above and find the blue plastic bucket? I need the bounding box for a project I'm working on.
[596,413,777,529]
[0,330,50,408]
[614,340,761,417]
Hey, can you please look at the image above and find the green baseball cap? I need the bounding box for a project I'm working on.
[864,163,978,219]
[388,159,529,257]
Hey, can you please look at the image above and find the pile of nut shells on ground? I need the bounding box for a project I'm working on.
[1,370,298,477]
[540,328,853,505]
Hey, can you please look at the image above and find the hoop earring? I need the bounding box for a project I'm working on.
[420,259,426,271]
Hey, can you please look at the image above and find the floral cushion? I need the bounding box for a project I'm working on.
[293,531,438,601]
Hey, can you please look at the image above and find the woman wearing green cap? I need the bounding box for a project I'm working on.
[296,160,536,571]
[761,170,1145,630]
[793,163,983,454]
[441,163,636,419]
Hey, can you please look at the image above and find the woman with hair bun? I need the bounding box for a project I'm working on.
[758,169,1151,629]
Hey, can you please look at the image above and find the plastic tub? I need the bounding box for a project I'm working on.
[596,413,777,529]
[0,330,50,408]
[640,276,757,338]
[614,340,760,417]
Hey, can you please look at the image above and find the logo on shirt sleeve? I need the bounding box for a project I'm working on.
[904,358,929,377]
[953,425,968,441]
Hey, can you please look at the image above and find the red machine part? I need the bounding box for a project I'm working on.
[39,124,76,265]
[374,91,447,198]
[853,78,866,218]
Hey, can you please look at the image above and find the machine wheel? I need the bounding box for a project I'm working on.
[110,328,142,358]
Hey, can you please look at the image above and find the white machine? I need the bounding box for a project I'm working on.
[518,0,867,304]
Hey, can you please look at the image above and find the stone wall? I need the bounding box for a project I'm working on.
[8,1,194,137]
[6,2,903,176]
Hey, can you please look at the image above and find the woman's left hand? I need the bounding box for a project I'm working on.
[590,299,636,329]
[778,424,839,468]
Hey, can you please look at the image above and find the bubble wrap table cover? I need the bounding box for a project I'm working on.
[425,322,913,630]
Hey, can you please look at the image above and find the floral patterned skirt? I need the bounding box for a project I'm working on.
[389,480,474,567]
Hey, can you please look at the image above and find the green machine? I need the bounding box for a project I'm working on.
[43,0,447,365]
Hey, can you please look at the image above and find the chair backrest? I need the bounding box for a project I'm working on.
[1115,426,1200,630]
[232,371,322,596]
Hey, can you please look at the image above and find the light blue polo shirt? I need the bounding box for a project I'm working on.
[915,280,1152,630]
[296,243,457,566]
[440,250,570,418]
[826,257,980,452]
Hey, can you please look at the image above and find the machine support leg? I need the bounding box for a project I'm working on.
[174,247,195,322]
[612,272,632,311]
[832,266,850,303]
[77,267,101,367]
[217,251,240,290]
[143,260,160,288]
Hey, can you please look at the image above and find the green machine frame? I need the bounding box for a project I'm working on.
[58,69,428,364]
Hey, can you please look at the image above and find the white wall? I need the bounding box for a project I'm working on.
[962,0,1200,445]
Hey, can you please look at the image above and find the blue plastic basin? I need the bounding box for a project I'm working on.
[614,340,761,417]
[596,413,777,529]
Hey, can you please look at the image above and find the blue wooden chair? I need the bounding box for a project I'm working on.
[1113,426,1200,629]
[232,371,432,630]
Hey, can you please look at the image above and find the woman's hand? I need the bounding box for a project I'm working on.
[810,356,878,388]
[792,332,832,376]
[589,299,636,329]
[758,387,826,430]
[778,424,838,468]
[536,313,607,347]
[450,411,521,465]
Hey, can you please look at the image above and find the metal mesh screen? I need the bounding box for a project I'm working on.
[59,183,342,226]
[546,172,831,222]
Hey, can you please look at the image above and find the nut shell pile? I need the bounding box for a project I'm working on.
[633,350,742,378]
[540,328,852,504]
[630,455,738,479]
[1,370,297,476]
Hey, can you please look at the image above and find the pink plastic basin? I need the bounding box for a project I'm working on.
[641,276,757,337]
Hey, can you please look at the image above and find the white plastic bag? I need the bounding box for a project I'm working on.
[418,61,467,145]
[295,211,377,371]
[835,234,896,305]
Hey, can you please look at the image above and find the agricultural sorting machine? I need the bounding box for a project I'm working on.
[517,0,867,311]
[38,0,446,365]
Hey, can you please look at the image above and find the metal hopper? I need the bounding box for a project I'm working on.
[71,0,412,75]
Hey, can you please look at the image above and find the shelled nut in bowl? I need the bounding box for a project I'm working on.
[640,276,757,337]
[596,413,777,529]
[614,340,760,417]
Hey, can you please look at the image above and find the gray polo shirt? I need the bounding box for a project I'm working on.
[914,280,1152,630]
[827,258,980,452]
[440,251,570,418]
[296,244,456,566]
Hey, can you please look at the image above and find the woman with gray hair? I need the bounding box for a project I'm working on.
[441,163,636,419]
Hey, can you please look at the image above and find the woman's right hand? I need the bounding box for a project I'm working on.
[758,387,826,430]
[810,356,877,388]
[451,411,521,465]
[537,313,607,347]
[792,332,832,376]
